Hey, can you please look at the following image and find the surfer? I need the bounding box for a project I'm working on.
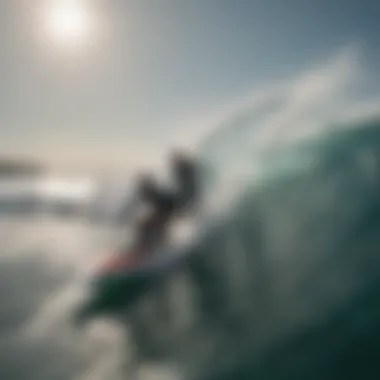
[131,173,177,255]
[131,151,200,257]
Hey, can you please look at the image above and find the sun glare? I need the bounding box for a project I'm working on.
[45,1,92,48]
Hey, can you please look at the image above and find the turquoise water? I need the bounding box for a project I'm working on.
[1,118,380,379]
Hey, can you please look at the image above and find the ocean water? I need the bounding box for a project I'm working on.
[1,118,380,380]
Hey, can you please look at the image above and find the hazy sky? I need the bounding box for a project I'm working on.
[1,0,380,174]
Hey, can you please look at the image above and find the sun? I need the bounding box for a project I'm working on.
[45,1,92,48]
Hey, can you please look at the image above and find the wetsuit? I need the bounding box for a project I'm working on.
[173,158,199,212]
[135,188,177,252]
[133,157,199,255]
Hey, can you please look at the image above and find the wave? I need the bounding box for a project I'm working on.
[2,115,380,380]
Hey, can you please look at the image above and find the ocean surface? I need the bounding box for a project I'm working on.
[1,117,380,380]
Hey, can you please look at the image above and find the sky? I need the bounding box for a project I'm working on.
[1,0,380,175]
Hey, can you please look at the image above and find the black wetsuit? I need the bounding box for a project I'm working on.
[135,159,199,250]
[145,189,177,218]
[136,188,177,250]
[173,159,199,211]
